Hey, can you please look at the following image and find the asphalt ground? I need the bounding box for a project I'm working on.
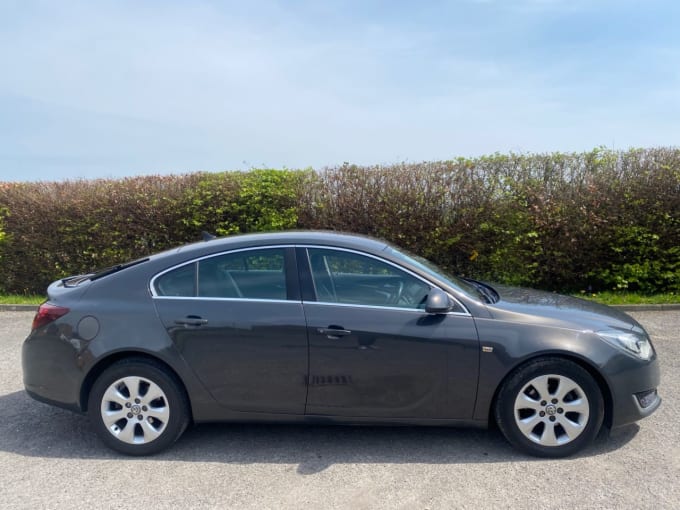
[0,310,678,510]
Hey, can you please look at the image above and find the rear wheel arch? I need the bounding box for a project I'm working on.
[489,352,613,430]
[80,351,193,420]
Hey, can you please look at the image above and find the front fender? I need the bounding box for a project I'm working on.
[471,319,619,422]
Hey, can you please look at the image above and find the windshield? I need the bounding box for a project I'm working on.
[385,246,484,300]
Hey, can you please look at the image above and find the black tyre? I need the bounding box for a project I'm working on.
[495,357,604,458]
[88,358,190,456]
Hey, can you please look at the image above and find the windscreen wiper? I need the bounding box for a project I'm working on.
[462,278,498,304]
[61,274,94,287]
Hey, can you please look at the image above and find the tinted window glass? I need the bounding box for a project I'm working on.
[307,248,430,309]
[385,246,482,299]
[198,248,286,300]
[154,263,196,297]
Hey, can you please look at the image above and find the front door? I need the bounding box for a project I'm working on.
[300,247,479,419]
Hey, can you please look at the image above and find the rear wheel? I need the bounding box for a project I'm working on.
[495,358,604,457]
[88,358,189,455]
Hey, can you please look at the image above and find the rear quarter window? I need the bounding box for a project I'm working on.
[154,263,196,297]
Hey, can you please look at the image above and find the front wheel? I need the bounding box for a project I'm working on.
[495,358,604,458]
[88,358,190,455]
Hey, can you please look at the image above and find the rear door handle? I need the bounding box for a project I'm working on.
[175,316,208,327]
[317,327,352,339]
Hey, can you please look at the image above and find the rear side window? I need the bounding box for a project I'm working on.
[153,248,287,300]
[199,248,286,300]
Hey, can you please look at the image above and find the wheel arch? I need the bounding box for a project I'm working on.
[80,350,194,420]
[488,352,613,430]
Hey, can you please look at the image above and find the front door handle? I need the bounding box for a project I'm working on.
[317,327,352,339]
[175,316,208,327]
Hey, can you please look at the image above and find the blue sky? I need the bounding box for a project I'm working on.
[1,0,679,181]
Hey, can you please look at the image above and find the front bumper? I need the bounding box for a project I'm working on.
[607,352,661,428]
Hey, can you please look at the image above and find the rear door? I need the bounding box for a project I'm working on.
[152,246,309,414]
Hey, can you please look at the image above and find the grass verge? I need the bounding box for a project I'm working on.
[0,295,45,305]
[574,291,679,305]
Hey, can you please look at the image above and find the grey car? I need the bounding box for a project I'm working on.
[22,231,661,457]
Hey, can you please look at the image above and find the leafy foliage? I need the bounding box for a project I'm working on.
[1,148,679,295]
[300,148,680,294]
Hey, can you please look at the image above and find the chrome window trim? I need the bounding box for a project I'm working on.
[149,245,291,299]
[152,296,297,305]
[149,243,471,316]
[298,245,471,316]
[303,300,471,316]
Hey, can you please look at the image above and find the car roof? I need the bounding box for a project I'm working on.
[149,230,390,263]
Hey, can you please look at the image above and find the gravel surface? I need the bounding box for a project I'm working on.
[0,310,678,509]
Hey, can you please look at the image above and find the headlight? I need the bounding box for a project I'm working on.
[597,329,653,360]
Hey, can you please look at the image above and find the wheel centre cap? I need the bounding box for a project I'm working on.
[545,404,557,416]
[131,404,142,415]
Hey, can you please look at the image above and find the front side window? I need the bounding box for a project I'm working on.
[154,248,287,300]
[307,248,430,309]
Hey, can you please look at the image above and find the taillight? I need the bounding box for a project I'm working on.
[32,303,70,330]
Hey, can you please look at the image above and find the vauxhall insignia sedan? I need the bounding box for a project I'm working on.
[22,231,661,457]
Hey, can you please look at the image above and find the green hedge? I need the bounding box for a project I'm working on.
[1,148,679,295]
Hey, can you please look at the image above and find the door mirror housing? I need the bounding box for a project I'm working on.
[425,288,452,314]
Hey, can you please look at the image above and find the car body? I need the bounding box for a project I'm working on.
[22,231,661,456]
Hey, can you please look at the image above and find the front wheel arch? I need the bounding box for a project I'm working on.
[493,356,606,456]
[489,353,613,430]
[80,351,193,421]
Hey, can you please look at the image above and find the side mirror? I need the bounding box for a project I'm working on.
[425,288,452,314]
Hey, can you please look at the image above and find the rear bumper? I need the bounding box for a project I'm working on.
[22,328,84,413]
[24,388,83,414]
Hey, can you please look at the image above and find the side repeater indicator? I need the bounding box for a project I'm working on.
[482,346,494,353]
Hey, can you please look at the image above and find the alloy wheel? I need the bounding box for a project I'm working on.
[100,376,170,445]
[513,374,590,447]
